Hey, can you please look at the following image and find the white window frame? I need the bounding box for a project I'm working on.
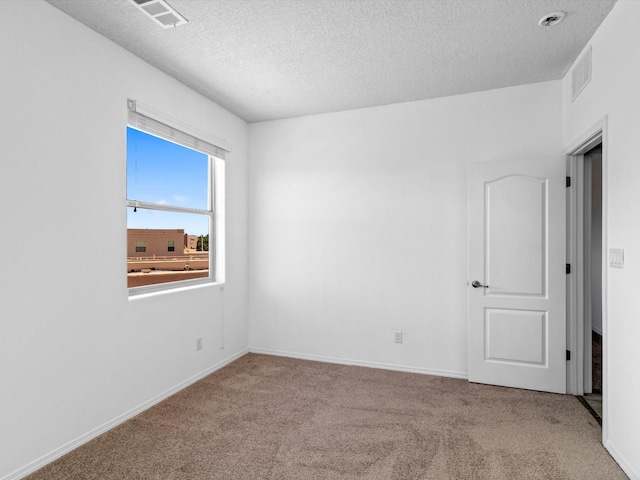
[126,99,227,296]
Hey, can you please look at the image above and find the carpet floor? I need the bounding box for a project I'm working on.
[26,354,627,480]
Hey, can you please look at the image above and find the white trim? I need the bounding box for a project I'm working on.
[566,117,607,155]
[604,439,640,480]
[601,122,609,446]
[566,155,579,395]
[126,200,211,216]
[128,279,225,300]
[249,348,468,380]
[2,349,249,480]
[565,116,608,444]
[213,158,226,283]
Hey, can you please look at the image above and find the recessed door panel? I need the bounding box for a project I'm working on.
[485,309,547,366]
[486,176,546,297]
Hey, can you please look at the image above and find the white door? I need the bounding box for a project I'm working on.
[468,158,566,394]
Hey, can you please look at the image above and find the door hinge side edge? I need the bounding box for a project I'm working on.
[566,176,571,187]
[566,350,571,361]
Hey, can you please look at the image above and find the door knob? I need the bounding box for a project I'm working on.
[471,280,489,288]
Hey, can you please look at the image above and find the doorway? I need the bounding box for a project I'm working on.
[580,144,603,422]
[566,117,608,437]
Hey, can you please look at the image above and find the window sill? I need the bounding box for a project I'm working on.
[128,278,225,300]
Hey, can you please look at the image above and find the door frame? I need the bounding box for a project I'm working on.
[566,116,608,440]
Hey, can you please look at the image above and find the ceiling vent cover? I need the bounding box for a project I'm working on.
[571,47,592,102]
[128,0,188,29]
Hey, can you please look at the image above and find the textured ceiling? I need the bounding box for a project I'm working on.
[45,0,616,123]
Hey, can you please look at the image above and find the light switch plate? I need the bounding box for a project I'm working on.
[609,248,624,268]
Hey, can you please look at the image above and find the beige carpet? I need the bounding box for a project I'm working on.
[27,354,627,479]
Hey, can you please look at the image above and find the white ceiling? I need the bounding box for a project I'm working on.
[45,0,616,123]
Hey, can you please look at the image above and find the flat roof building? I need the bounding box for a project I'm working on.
[127,228,186,258]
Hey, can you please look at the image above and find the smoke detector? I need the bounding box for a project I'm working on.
[538,11,566,28]
[128,0,188,29]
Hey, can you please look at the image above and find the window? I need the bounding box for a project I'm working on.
[126,99,227,294]
[135,240,147,253]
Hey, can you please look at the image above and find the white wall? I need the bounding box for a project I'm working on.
[0,2,248,479]
[248,81,563,376]
[8,1,639,478]
[563,1,640,477]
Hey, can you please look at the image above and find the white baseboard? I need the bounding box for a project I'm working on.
[3,349,249,480]
[249,347,468,380]
[605,439,640,480]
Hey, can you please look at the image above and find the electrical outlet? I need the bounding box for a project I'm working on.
[196,337,203,351]
[394,330,403,344]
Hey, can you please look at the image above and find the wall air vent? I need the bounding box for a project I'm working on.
[128,0,188,29]
[571,46,592,102]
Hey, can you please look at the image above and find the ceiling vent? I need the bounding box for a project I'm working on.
[571,47,592,102]
[128,0,188,29]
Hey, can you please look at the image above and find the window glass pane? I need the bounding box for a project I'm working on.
[127,207,209,239]
[127,127,209,210]
[135,240,147,252]
[127,208,210,288]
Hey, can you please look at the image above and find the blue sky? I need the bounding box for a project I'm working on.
[126,127,210,236]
